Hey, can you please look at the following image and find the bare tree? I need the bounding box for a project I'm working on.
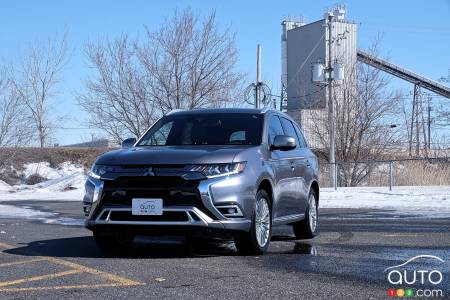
[310,39,402,186]
[79,9,245,142]
[12,32,68,148]
[0,67,32,148]
[137,9,244,111]
[79,34,156,142]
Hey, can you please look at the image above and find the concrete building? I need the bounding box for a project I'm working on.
[282,8,357,148]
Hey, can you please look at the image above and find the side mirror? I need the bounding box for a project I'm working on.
[122,137,136,148]
[271,135,296,151]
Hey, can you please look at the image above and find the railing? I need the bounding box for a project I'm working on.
[320,157,450,190]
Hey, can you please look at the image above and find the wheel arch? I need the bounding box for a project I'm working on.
[257,178,274,209]
[310,180,320,205]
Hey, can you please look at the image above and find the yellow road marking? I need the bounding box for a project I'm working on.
[0,283,129,292]
[0,270,82,287]
[0,242,145,292]
[0,258,47,268]
[46,257,143,286]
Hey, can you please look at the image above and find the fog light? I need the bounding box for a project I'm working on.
[83,205,91,216]
[216,204,243,217]
[227,207,237,214]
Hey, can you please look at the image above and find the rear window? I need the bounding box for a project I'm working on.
[137,113,263,146]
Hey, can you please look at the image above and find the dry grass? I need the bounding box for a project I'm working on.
[393,160,450,186]
[319,159,450,187]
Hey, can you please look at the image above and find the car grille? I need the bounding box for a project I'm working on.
[98,176,217,219]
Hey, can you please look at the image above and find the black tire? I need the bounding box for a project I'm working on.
[293,189,318,239]
[235,189,272,255]
[93,230,134,253]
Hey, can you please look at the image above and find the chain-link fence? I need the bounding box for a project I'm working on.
[320,157,450,189]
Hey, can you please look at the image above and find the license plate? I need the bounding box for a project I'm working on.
[132,198,163,215]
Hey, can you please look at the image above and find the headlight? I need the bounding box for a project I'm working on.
[189,162,245,178]
[89,164,116,179]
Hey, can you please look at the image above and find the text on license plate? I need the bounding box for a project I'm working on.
[132,198,163,215]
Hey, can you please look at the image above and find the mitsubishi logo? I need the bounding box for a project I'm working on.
[143,166,155,176]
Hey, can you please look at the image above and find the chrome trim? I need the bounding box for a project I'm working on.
[273,213,305,225]
[198,178,228,220]
[87,179,104,219]
[94,206,214,226]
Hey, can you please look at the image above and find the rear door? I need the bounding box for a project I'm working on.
[293,121,315,211]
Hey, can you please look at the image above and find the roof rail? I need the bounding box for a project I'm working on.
[166,109,187,115]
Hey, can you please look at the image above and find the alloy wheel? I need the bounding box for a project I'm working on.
[308,194,317,233]
[255,197,270,247]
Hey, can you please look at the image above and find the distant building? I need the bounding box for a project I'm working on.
[282,8,357,148]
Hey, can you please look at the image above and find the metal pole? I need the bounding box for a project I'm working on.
[427,96,431,150]
[326,14,336,189]
[415,85,420,157]
[256,44,262,108]
[334,162,338,190]
[388,160,393,191]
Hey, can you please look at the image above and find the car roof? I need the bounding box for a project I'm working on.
[167,107,283,116]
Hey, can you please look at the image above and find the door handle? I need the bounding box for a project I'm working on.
[306,159,311,168]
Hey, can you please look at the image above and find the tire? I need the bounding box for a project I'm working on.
[93,230,134,253]
[235,189,272,255]
[293,189,318,239]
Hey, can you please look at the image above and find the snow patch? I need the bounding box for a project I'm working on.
[0,204,83,226]
[321,186,450,217]
[0,162,86,201]
[0,204,55,218]
[0,180,10,191]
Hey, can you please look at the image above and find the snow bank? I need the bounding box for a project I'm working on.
[0,180,10,191]
[0,162,86,201]
[321,186,450,217]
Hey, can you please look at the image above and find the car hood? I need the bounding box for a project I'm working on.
[95,145,255,165]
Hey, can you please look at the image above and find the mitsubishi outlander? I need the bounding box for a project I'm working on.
[83,108,319,254]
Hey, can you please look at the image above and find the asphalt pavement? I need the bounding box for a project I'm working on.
[0,200,448,299]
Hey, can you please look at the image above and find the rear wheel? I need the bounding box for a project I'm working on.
[235,189,271,255]
[293,189,318,239]
[93,230,134,253]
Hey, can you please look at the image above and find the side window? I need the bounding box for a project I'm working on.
[267,115,284,145]
[293,122,307,148]
[280,118,300,149]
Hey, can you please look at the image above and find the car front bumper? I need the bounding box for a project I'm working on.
[82,174,254,234]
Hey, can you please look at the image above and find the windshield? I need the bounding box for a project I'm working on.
[137,113,263,146]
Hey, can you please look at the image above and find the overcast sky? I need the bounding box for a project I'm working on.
[1,0,449,145]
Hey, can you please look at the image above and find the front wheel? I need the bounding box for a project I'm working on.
[235,189,272,255]
[293,189,318,239]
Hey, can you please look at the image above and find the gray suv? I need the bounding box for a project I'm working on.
[83,108,319,254]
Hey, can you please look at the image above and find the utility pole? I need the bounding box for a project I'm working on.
[415,86,420,157]
[427,96,432,151]
[255,44,262,108]
[326,13,336,189]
